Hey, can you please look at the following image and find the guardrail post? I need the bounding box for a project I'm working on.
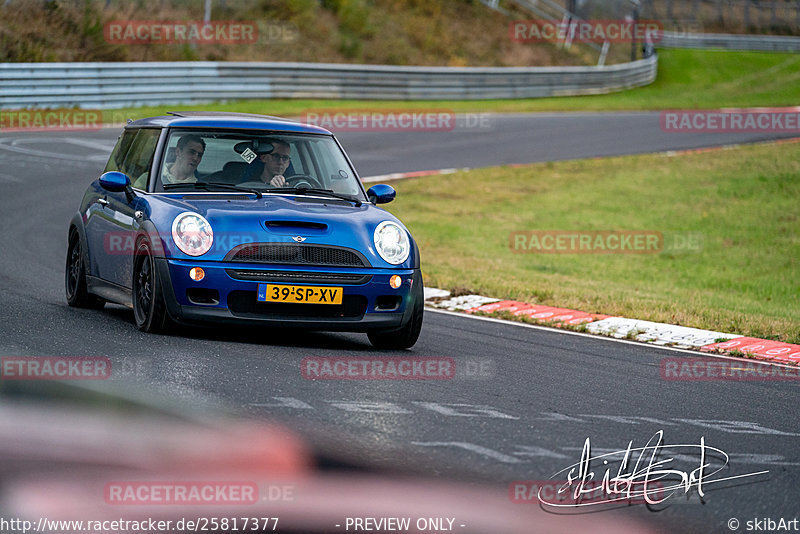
[769,0,776,28]
[631,3,640,62]
[744,0,750,30]
[642,0,654,18]
[562,16,575,50]
[598,41,609,66]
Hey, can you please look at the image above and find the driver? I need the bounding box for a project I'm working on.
[256,139,291,187]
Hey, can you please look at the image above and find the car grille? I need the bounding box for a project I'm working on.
[224,243,368,267]
[227,291,367,319]
[225,269,372,285]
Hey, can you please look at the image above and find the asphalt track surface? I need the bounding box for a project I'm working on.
[1,114,798,534]
[337,111,800,176]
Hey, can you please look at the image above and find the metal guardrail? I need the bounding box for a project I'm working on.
[659,31,800,51]
[0,58,658,109]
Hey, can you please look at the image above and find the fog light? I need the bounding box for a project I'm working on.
[389,275,402,289]
[189,267,205,281]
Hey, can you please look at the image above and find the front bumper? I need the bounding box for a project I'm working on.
[155,258,418,332]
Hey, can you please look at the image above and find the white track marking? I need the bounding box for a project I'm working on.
[0,137,114,162]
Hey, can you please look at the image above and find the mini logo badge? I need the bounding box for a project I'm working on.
[292,236,306,242]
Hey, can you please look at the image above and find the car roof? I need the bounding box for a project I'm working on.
[126,111,332,135]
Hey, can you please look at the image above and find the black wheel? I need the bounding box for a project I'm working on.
[132,239,172,333]
[286,174,323,189]
[367,272,424,349]
[65,229,104,309]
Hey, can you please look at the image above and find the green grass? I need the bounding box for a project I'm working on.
[101,49,800,123]
[380,141,800,344]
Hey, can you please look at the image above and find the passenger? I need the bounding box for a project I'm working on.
[161,134,205,184]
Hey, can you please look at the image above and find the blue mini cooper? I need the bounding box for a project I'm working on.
[65,112,423,349]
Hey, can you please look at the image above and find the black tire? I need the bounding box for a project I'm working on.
[367,272,424,349]
[132,239,172,333]
[65,229,104,309]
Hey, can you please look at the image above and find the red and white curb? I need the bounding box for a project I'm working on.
[423,288,800,365]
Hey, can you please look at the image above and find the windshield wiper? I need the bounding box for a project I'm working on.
[164,182,262,199]
[269,187,362,207]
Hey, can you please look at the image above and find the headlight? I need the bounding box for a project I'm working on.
[374,221,410,265]
[172,212,213,256]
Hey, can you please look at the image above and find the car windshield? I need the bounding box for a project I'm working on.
[154,129,365,200]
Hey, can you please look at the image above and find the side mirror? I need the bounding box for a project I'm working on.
[99,171,131,192]
[367,184,396,205]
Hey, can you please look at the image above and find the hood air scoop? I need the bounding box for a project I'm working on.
[265,220,328,230]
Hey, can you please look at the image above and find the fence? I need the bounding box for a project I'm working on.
[659,30,800,50]
[640,0,800,33]
[0,58,658,109]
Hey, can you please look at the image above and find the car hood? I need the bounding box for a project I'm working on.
[145,193,414,268]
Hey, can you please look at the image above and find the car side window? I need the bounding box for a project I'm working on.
[120,129,160,190]
[104,129,137,173]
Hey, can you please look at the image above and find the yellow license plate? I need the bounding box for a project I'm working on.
[258,284,343,304]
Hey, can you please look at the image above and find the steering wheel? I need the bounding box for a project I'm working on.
[285,174,323,189]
